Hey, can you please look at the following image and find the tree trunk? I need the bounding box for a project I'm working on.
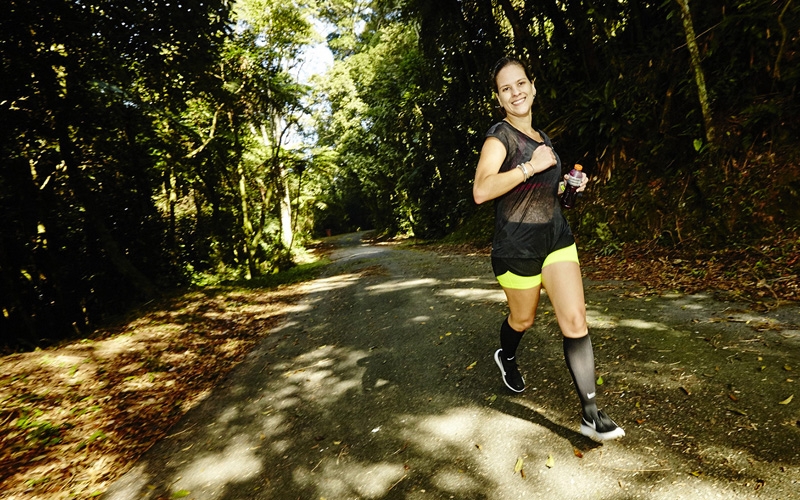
[674,0,716,144]
[495,0,533,63]
[773,0,794,79]
[492,0,546,81]
[268,113,294,252]
[237,161,257,279]
[279,168,293,250]
[166,165,178,265]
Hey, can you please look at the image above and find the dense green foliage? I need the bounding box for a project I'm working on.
[1,0,320,349]
[315,0,800,246]
[2,0,233,348]
[2,0,799,349]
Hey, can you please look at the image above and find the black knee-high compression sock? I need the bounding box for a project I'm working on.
[500,317,524,361]
[563,334,599,420]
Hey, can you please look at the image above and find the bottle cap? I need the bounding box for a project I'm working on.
[574,164,583,171]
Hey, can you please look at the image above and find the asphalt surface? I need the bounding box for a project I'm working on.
[103,232,800,500]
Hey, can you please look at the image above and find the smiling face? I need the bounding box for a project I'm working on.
[494,62,535,118]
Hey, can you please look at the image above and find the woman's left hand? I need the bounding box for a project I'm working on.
[577,174,589,193]
[563,173,590,193]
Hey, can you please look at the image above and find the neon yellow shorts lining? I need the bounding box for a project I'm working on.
[495,244,580,290]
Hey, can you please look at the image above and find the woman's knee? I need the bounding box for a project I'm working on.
[558,312,587,338]
[509,313,536,331]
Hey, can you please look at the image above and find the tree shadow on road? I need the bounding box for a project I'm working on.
[101,238,800,500]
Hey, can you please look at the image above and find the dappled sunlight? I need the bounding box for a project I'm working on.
[393,401,762,499]
[281,301,316,314]
[268,319,300,335]
[619,318,670,330]
[301,367,336,385]
[280,346,369,406]
[82,240,800,499]
[295,460,407,499]
[170,434,264,497]
[678,302,707,311]
[270,386,302,411]
[1,281,307,499]
[88,333,140,359]
[257,413,290,442]
[216,404,244,425]
[430,468,482,495]
[585,310,618,329]
[411,407,506,446]
[116,373,159,393]
[451,277,496,285]
[366,278,439,293]
[437,287,507,302]
[586,304,671,331]
[303,273,364,294]
[41,353,85,368]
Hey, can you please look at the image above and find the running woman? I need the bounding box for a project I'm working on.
[473,56,624,442]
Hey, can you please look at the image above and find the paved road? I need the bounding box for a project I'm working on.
[103,232,800,499]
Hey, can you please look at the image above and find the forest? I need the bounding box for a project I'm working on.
[2,0,799,351]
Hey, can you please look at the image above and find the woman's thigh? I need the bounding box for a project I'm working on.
[541,261,587,338]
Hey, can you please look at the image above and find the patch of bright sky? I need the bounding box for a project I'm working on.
[283,19,338,150]
[296,19,335,84]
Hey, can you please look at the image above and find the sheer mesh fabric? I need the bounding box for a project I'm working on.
[486,121,569,260]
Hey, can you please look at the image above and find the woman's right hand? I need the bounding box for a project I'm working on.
[529,145,556,174]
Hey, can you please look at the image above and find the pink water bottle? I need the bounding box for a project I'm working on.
[559,164,584,209]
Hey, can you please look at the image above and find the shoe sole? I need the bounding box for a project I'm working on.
[580,422,626,442]
[494,349,524,393]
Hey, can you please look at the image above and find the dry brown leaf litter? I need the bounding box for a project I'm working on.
[0,286,304,499]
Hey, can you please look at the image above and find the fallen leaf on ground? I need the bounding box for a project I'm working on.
[596,375,604,385]
[546,455,555,468]
[778,395,794,405]
[466,361,477,370]
[573,448,584,458]
[514,457,524,474]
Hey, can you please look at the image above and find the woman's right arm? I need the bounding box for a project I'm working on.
[473,137,523,205]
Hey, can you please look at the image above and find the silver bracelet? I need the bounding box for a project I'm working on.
[517,163,530,181]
